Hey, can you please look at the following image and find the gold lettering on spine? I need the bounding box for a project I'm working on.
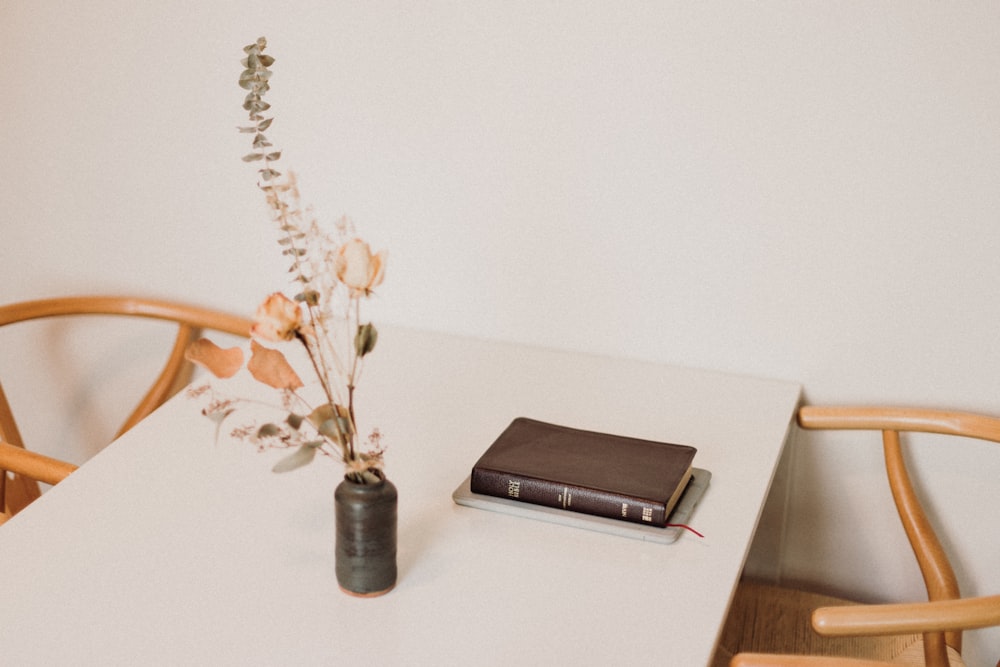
[507,479,520,498]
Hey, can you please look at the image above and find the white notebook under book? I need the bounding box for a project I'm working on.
[453,468,711,544]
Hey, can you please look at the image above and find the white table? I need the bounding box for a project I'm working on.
[0,327,800,666]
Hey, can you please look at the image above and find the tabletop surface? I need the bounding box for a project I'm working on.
[0,327,801,666]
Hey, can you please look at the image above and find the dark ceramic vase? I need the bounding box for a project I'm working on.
[334,475,397,597]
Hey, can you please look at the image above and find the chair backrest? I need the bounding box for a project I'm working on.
[0,296,252,516]
[797,406,1000,666]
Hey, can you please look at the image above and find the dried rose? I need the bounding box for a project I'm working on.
[336,238,386,296]
[251,293,302,342]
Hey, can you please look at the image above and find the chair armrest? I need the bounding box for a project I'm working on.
[812,594,1000,637]
[0,442,77,486]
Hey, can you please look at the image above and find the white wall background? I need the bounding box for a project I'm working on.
[2,2,998,663]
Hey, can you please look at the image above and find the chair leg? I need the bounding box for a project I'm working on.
[0,383,41,515]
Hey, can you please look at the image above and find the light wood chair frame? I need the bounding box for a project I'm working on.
[0,442,77,526]
[731,406,1000,667]
[0,295,252,518]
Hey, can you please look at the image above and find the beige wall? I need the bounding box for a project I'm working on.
[3,2,998,662]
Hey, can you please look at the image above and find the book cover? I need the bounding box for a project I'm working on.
[470,418,696,527]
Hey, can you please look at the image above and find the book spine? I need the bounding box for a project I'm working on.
[470,468,667,526]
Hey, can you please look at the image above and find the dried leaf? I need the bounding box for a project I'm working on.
[203,408,234,425]
[308,404,351,443]
[185,339,244,378]
[257,423,281,437]
[247,340,303,389]
[272,442,320,473]
[307,404,337,429]
[295,290,320,306]
[355,323,378,357]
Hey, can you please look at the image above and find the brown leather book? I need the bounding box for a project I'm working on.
[470,418,697,527]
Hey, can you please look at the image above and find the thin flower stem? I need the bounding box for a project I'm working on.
[349,298,361,382]
[296,332,333,405]
[347,384,356,460]
[295,331,350,462]
[270,190,347,413]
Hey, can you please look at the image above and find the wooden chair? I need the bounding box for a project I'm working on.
[0,296,252,518]
[0,441,77,526]
[717,406,1000,667]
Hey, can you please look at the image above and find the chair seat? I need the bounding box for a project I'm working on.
[714,580,922,667]
[889,642,964,667]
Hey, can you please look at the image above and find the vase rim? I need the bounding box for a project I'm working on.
[340,472,388,486]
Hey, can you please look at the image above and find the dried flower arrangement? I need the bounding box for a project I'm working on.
[187,37,387,483]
